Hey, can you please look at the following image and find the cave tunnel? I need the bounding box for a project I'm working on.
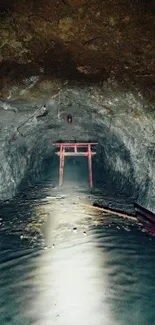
[0,0,155,324]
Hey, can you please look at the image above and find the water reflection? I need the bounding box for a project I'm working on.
[29,235,114,325]
[28,192,114,324]
[0,183,155,325]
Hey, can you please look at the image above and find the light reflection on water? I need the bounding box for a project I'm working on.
[0,183,155,325]
[29,237,114,325]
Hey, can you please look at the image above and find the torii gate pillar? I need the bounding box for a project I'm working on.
[52,142,97,188]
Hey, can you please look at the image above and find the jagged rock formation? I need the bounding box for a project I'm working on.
[0,0,155,211]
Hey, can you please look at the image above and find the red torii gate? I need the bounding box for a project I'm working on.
[52,142,98,188]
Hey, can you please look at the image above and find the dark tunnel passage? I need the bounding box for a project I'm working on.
[13,109,142,206]
[1,86,155,324]
[40,137,135,197]
[1,0,155,324]
[47,155,89,186]
[1,83,153,210]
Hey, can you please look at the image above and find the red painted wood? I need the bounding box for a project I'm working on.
[53,143,97,147]
[56,152,96,156]
[53,142,97,187]
[59,145,65,186]
[88,144,93,188]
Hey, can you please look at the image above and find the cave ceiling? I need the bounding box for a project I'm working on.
[0,0,155,103]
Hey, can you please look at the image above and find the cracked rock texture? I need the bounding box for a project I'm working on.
[0,0,155,211]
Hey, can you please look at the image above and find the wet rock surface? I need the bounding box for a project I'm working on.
[0,0,155,211]
[0,82,155,211]
[0,0,155,93]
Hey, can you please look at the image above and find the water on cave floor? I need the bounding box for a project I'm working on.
[0,180,155,325]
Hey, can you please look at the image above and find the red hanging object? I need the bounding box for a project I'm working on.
[12,135,17,141]
[67,114,72,124]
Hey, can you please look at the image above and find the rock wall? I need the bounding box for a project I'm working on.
[0,80,155,212]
